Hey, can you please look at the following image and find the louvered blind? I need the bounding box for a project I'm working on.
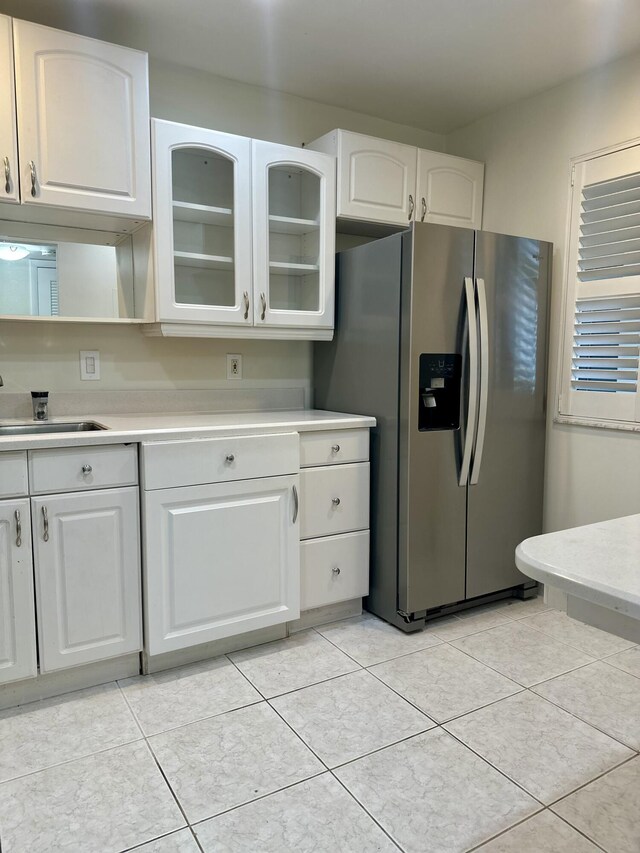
[572,296,640,394]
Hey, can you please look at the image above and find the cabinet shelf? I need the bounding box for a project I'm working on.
[174,251,234,271]
[268,215,319,235]
[269,261,319,276]
[173,202,234,226]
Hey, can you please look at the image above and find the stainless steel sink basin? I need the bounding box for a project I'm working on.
[0,421,107,436]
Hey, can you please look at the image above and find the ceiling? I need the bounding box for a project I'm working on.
[2,0,640,133]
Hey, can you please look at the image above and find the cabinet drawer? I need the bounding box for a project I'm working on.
[300,429,369,468]
[28,445,138,495]
[301,531,369,610]
[141,432,299,490]
[0,451,28,498]
[300,463,369,539]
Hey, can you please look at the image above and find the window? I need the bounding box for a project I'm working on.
[558,141,640,427]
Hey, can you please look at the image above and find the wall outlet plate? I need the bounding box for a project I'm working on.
[80,350,100,381]
[226,353,242,380]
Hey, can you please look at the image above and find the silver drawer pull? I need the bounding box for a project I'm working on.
[225,454,235,463]
[243,291,249,320]
[3,156,10,194]
[332,497,341,506]
[332,566,341,576]
[331,444,340,453]
[408,193,414,221]
[42,505,49,542]
[421,196,427,222]
[260,292,266,322]
[14,509,21,547]
[292,484,299,524]
[81,464,93,474]
[29,160,38,197]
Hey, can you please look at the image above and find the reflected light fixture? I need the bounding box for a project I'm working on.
[0,244,30,261]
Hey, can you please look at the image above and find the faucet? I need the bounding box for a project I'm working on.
[31,391,49,421]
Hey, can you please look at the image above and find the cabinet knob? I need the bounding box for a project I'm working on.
[332,497,341,506]
[82,464,93,474]
[332,566,341,576]
[225,454,235,463]
[331,444,340,453]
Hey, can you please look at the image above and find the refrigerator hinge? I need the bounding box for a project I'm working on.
[396,609,426,625]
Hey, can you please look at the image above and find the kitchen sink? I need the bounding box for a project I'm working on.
[0,421,107,436]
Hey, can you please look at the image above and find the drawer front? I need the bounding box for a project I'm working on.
[141,432,299,490]
[300,462,369,539]
[28,445,138,495]
[300,428,369,468]
[0,451,28,498]
[301,530,369,610]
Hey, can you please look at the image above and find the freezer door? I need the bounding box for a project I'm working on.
[466,232,550,599]
[399,223,474,615]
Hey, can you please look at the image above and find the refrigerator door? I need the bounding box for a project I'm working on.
[399,223,475,615]
[466,232,550,599]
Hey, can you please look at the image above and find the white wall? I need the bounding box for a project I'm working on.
[0,57,444,396]
[447,50,640,531]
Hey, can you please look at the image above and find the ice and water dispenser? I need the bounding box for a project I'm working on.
[418,354,462,431]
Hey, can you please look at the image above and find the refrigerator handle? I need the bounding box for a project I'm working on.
[470,277,489,485]
[459,277,479,486]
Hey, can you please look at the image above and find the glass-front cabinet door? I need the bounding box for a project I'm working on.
[252,141,335,330]
[152,119,252,325]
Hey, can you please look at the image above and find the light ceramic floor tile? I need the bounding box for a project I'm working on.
[553,757,640,853]
[229,630,359,698]
[369,643,522,723]
[519,609,637,659]
[119,655,261,735]
[451,620,594,687]
[428,608,512,642]
[316,611,441,667]
[0,682,141,783]
[149,701,323,823]
[476,809,601,852]
[270,669,433,767]
[335,728,538,853]
[533,660,640,750]
[604,645,640,679]
[194,773,398,853]
[445,691,633,804]
[0,740,184,853]
[499,595,552,619]
[130,829,200,852]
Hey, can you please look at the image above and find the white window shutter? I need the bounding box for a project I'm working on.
[560,144,640,424]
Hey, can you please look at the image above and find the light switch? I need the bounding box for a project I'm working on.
[80,350,101,381]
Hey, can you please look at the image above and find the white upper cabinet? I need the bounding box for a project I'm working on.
[152,119,252,325]
[416,150,484,229]
[0,15,19,204]
[9,18,150,219]
[309,129,484,230]
[253,140,335,330]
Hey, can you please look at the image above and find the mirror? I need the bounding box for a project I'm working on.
[0,226,136,320]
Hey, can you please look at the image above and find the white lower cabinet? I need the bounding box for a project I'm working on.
[301,530,369,610]
[31,487,141,672]
[0,498,37,684]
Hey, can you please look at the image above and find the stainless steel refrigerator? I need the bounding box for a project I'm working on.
[314,222,551,632]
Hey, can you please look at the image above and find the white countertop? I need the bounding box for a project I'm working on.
[516,514,640,619]
[0,409,375,451]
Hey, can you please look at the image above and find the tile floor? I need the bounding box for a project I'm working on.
[0,595,638,852]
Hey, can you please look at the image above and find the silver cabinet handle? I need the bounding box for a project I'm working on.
[332,566,341,576]
[332,497,341,506]
[459,277,479,487]
[81,464,93,474]
[225,454,235,463]
[292,484,299,524]
[28,160,38,197]
[42,505,49,542]
[421,196,427,222]
[331,444,340,453]
[260,292,266,321]
[470,278,489,486]
[3,156,10,194]
[408,194,415,220]
[243,290,249,320]
[14,509,21,547]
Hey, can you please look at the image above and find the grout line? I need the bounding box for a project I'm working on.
[141,737,194,834]
[551,809,609,852]
[547,752,639,808]
[464,805,546,852]
[329,770,405,852]
[121,827,201,853]
[188,825,206,853]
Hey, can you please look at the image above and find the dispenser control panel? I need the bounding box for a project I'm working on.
[418,353,462,432]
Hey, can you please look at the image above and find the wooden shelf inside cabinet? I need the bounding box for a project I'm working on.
[172,202,234,226]
[269,261,320,276]
[174,251,234,270]
[268,215,319,235]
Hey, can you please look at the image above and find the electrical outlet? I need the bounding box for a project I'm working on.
[226,353,242,380]
[80,350,100,381]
